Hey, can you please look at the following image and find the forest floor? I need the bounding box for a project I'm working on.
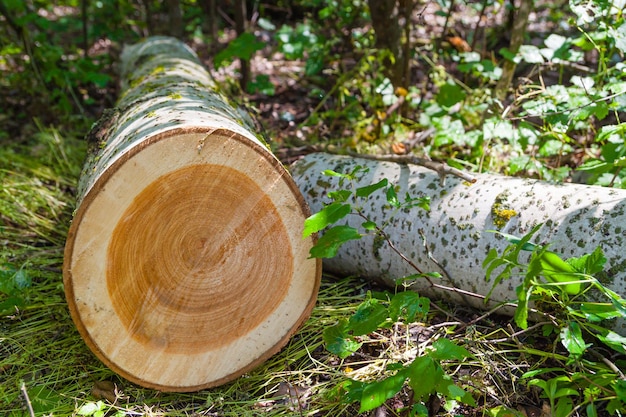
[1,1,624,416]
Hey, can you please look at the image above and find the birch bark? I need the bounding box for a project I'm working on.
[292,152,626,333]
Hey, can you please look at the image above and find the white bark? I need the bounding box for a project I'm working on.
[292,153,626,333]
[64,37,321,392]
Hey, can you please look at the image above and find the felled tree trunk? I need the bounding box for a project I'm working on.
[63,36,321,392]
[291,153,626,332]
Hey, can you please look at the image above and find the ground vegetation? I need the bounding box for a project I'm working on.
[1,0,626,416]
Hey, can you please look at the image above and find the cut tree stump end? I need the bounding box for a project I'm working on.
[63,37,321,392]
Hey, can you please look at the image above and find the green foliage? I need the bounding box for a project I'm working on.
[484,225,626,415]
[77,401,125,417]
[214,32,266,69]
[246,74,275,95]
[324,291,475,413]
[306,169,474,412]
[306,162,625,414]
[0,0,115,121]
[0,263,31,315]
[3,0,626,415]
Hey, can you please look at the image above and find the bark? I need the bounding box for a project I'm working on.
[166,0,183,38]
[234,0,249,89]
[367,0,408,88]
[494,0,533,101]
[64,36,321,392]
[291,153,626,334]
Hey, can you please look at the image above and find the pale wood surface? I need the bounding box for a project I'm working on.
[64,37,321,391]
[292,153,626,334]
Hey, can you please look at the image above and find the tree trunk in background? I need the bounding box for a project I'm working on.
[291,153,626,334]
[367,0,407,88]
[494,0,532,101]
[234,0,249,89]
[63,36,321,392]
[166,0,183,38]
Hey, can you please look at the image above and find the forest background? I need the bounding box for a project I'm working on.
[2,0,626,416]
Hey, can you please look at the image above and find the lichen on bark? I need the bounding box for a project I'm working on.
[291,152,626,334]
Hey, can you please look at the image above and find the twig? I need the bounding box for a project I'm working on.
[470,0,489,52]
[345,151,477,185]
[478,321,552,344]
[20,382,35,417]
[588,349,626,379]
[438,0,457,50]
[494,0,532,101]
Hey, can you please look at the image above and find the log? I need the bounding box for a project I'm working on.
[291,153,626,333]
[63,36,321,392]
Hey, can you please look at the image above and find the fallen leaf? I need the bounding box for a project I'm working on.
[91,380,118,403]
[391,142,407,155]
[447,36,471,52]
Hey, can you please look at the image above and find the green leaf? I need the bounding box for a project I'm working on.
[246,74,275,95]
[601,287,626,317]
[29,386,62,414]
[555,397,574,417]
[436,82,466,107]
[542,34,571,61]
[518,44,545,63]
[445,383,476,406]
[483,118,514,141]
[498,47,519,62]
[361,220,377,230]
[78,401,106,416]
[586,403,598,417]
[595,330,626,354]
[613,379,626,401]
[323,320,362,359]
[0,296,26,315]
[309,225,361,258]
[386,186,400,208]
[560,322,592,358]
[580,302,624,322]
[321,169,347,178]
[358,374,407,412]
[407,357,441,401]
[429,338,473,361]
[612,22,626,54]
[85,72,111,88]
[348,297,390,336]
[214,32,265,68]
[539,251,582,295]
[575,101,609,121]
[514,284,532,329]
[388,291,430,322]
[305,53,324,76]
[303,202,352,237]
[577,159,608,172]
[410,403,429,417]
[356,178,388,198]
[12,268,31,290]
[521,368,565,379]
[0,263,31,296]
[538,139,571,157]
[567,247,606,275]
[487,230,538,251]
[327,189,352,202]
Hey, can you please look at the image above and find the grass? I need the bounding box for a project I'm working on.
[0,128,368,416]
[2,124,623,416]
